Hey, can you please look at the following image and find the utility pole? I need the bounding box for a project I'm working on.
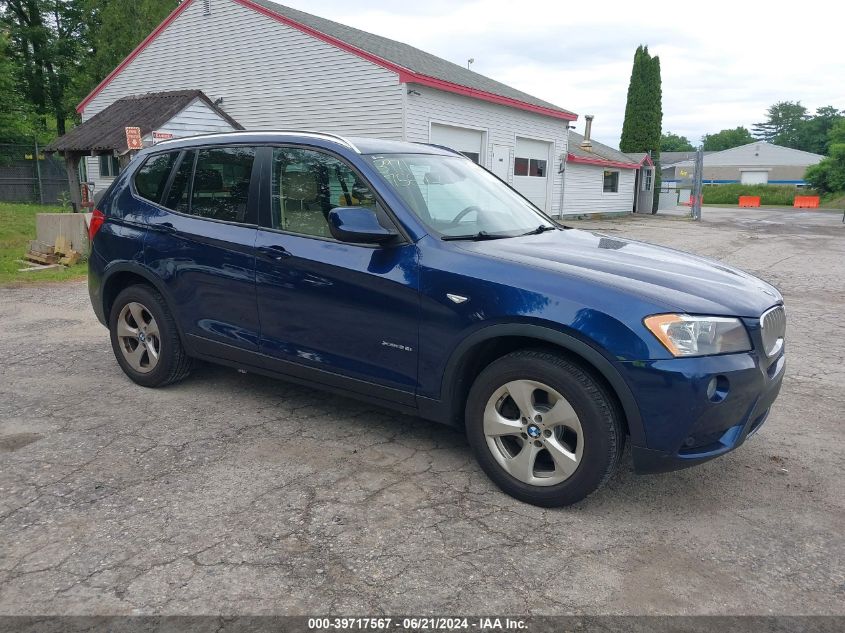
[691,146,704,221]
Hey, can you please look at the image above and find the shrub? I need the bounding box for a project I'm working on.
[701,184,818,206]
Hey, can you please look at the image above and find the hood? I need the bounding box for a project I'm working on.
[455,229,782,317]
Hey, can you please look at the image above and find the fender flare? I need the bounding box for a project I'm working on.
[99,261,184,334]
[439,323,645,446]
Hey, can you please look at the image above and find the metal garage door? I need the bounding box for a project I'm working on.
[514,137,551,211]
[741,170,769,185]
[430,124,484,163]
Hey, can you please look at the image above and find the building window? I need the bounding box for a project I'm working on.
[459,151,480,164]
[603,170,619,193]
[514,157,547,177]
[99,155,121,178]
[643,169,652,191]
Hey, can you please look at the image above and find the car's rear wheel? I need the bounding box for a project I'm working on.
[465,349,623,507]
[109,284,192,388]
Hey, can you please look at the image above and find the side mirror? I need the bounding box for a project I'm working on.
[327,207,398,244]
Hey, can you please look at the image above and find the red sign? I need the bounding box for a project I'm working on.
[125,127,143,151]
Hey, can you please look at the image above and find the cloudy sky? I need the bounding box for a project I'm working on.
[275,0,845,149]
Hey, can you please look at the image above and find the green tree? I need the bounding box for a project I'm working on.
[794,106,843,155]
[619,45,662,210]
[804,120,845,193]
[620,45,663,155]
[0,33,36,141]
[701,126,754,151]
[72,0,178,104]
[752,101,809,147]
[0,0,87,136]
[660,131,693,152]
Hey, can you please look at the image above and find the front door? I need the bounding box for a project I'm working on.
[254,146,420,403]
[491,144,510,181]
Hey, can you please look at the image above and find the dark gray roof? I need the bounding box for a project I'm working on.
[47,90,242,153]
[567,132,639,167]
[660,150,713,165]
[249,0,574,117]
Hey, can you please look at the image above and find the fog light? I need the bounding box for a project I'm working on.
[706,376,729,402]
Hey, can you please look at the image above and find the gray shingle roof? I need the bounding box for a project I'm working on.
[248,0,574,117]
[567,132,639,167]
[660,150,713,166]
[48,90,242,153]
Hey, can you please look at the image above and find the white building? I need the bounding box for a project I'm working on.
[563,117,655,216]
[662,142,825,186]
[77,0,579,214]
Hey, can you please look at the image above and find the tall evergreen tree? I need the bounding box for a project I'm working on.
[620,45,663,210]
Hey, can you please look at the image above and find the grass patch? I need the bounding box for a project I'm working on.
[0,202,87,285]
[821,193,845,209]
[702,184,818,206]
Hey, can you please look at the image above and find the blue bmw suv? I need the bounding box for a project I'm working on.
[88,131,786,506]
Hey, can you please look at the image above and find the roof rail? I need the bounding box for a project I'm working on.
[154,130,362,153]
[415,142,464,157]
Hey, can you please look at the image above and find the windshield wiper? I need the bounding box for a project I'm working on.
[441,231,510,241]
[519,224,557,236]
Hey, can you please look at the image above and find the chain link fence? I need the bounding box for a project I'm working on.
[0,142,69,205]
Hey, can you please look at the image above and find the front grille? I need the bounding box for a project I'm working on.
[760,305,786,357]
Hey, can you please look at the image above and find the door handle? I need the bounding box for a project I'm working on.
[152,221,176,233]
[257,245,292,261]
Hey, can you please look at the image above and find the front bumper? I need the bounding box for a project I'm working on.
[620,344,785,474]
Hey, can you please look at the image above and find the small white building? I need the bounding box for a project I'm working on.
[563,117,655,216]
[76,0,579,214]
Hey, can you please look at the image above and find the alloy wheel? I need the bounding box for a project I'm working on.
[116,302,161,374]
[483,379,584,486]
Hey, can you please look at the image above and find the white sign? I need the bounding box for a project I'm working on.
[152,131,175,144]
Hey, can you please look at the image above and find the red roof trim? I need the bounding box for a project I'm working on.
[567,153,640,170]
[76,0,196,113]
[234,0,577,122]
[638,154,654,167]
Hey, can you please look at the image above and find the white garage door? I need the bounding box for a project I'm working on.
[514,137,552,211]
[741,170,769,185]
[430,124,484,163]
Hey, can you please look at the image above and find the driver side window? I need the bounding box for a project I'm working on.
[271,147,377,238]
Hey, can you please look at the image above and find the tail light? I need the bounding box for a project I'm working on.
[89,209,105,241]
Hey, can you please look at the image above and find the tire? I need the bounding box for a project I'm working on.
[465,349,623,507]
[108,284,193,388]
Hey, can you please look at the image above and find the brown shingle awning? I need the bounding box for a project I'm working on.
[47,90,242,154]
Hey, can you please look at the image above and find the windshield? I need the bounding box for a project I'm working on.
[368,154,555,238]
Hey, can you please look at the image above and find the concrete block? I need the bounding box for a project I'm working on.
[36,213,89,256]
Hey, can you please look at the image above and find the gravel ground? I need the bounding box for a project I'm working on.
[0,207,843,616]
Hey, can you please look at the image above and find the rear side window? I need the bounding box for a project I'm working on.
[190,147,256,223]
[163,152,194,214]
[134,152,179,204]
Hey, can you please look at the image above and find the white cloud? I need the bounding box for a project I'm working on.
[275,0,845,148]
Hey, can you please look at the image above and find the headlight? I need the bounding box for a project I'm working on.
[644,314,752,357]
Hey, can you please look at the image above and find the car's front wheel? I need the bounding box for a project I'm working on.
[465,350,623,507]
[109,284,193,388]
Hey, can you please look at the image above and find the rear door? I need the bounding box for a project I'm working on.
[141,145,261,355]
[254,145,420,402]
